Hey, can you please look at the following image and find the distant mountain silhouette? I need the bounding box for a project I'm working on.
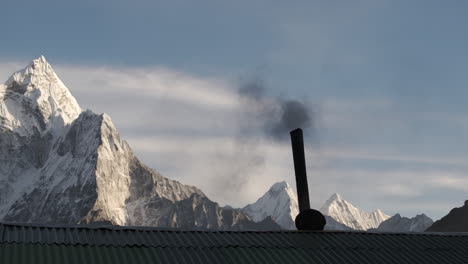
[426,201,468,232]
[369,213,433,232]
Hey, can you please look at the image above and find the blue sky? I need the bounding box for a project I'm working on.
[2,0,468,220]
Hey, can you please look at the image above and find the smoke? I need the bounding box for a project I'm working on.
[184,76,316,205]
[200,77,315,204]
[209,138,265,204]
[270,100,312,140]
[238,78,314,141]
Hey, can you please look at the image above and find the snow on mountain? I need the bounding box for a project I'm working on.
[369,213,433,232]
[0,56,81,136]
[0,56,280,230]
[242,183,385,231]
[320,193,390,230]
[323,215,354,231]
[243,181,299,230]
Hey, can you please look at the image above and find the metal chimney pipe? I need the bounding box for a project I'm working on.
[290,128,326,231]
[290,128,311,213]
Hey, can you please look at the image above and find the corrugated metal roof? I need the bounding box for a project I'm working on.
[1,222,468,264]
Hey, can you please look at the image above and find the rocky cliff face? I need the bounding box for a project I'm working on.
[0,56,279,230]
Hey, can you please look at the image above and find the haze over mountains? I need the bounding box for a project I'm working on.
[1,57,465,232]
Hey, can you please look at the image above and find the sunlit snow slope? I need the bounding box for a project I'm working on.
[243,181,299,230]
[320,193,390,230]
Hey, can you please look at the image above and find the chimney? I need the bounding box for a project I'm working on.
[290,128,326,231]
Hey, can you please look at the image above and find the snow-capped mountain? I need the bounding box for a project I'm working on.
[0,56,279,230]
[242,182,388,231]
[241,182,430,232]
[369,213,433,232]
[242,182,371,231]
[320,193,390,230]
[243,181,299,230]
[0,56,81,136]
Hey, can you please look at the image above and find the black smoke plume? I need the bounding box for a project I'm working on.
[238,78,314,141]
[207,77,315,203]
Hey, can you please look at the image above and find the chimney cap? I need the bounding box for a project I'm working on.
[295,209,326,231]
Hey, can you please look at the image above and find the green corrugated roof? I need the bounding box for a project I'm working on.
[1,222,468,264]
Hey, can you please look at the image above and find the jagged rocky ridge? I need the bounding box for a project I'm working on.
[369,214,433,232]
[0,56,280,230]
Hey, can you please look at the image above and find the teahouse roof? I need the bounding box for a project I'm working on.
[1,222,468,264]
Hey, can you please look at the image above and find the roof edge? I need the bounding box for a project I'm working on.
[1,222,468,236]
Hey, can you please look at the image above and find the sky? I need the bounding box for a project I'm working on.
[1,0,468,220]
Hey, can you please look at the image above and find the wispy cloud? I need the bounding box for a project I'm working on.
[314,147,468,167]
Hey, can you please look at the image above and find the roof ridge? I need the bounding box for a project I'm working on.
[2,222,468,236]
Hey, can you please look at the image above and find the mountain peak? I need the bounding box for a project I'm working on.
[329,193,343,201]
[269,181,290,192]
[27,56,52,75]
[321,193,343,209]
[6,56,54,86]
[1,56,81,135]
[243,181,299,230]
[30,55,48,67]
[320,194,390,230]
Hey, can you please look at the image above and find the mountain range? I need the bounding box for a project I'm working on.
[242,183,434,232]
[369,214,433,232]
[0,56,452,233]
